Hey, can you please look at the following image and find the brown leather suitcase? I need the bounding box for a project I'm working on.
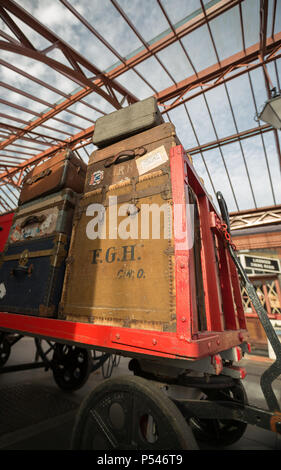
[18,149,87,205]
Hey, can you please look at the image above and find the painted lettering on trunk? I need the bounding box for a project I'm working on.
[91,244,140,264]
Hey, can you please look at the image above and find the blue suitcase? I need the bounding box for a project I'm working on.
[0,189,78,317]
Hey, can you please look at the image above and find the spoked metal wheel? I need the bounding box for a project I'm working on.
[35,339,92,392]
[52,343,92,392]
[71,375,198,450]
[34,338,56,368]
[190,379,248,447]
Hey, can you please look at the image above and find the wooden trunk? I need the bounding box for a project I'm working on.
[59,125,206,332]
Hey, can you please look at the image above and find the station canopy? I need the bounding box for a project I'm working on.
[0,0,280,214]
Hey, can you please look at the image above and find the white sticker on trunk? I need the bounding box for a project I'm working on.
[136,146,168,175]
[0,283,6,299]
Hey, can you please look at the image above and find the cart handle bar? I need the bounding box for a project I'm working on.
[217,191,281,412]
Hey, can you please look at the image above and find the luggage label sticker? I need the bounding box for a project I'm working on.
[136,145,168,176]
[9,209,58,242]
[89,169,104,186]
[112,161,133,183]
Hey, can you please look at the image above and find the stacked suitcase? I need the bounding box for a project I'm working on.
[59,97,206,333]
[0,149,87,317]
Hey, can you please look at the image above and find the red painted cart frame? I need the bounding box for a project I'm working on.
[0,145,249,363]
[0,211,14,252]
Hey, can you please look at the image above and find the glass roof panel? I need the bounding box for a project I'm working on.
[268,0,281,37]
[80,91,117,115]
[166,104,198,149]
[241,0,259,49]
[0,100,42,122]
[224,74,257,132]
[191,154,217,204]
[218,141,255,210]
[240,134,277,207]
[183,94,217,144]
[66,101,100,122]
[275,0,281,34]
[267,0,274,36]
[201,147,238,211]
[203,85,237,138]
[0,10,51,50]
[134,55,174,91]
[113,70,155,100]
[20,0,143,66]
[0,50,80,95]
[208,5,243,61]
[248,68,269,116]
[181,24,218,72]
[262,131,281,204]
[30,125,72,142]
[71,0,143,59]
[116,0,170,43]
[156,41,195,82]
[44,117,82,135]
[160,0,202,26]
[9,139,48,150]
[266,60,280,95]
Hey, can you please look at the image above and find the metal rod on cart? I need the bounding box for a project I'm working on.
[0,362,46,374]
[229,244,281,412]
[217,191,281,412]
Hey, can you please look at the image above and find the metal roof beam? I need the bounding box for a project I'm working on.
[108,0,243,77]
[0,125,95,181]
[187,124,273,154]
[1,0,137,103]
[0,0,243,155]
[156,32,281,109]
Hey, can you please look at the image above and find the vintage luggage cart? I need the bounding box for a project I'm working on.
[0,145,280,450]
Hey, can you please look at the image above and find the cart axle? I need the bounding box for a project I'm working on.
[176,398,281,435]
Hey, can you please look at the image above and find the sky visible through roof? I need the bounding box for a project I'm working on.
[0,0,280,213]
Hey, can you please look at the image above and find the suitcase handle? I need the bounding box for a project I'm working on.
[0,226,2,231]
[20,215,46,228]
[104,147,147,168]
[11,264,33,277]
[26,168,52,185]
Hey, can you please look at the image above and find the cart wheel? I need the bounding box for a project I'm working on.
[52,343,92,392]
[190,379,248,447]
[0,333,11,367]
[71,375,198,450]
[34,338,56,368]
[35,339,92,392]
